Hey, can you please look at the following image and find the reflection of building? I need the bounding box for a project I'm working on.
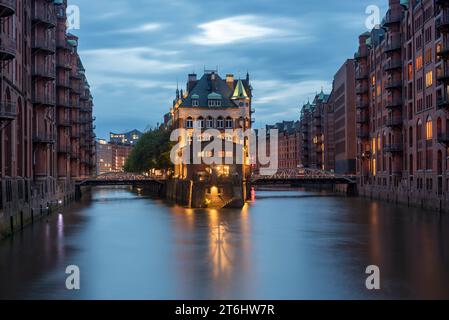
[167,70,253,208]
[109,129,142,145]
[0,0,95,238]
[96,139,133,174]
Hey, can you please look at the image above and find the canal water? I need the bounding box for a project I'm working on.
[0,186,448,300]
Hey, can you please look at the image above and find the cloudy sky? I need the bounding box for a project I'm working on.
[70,0,387,139]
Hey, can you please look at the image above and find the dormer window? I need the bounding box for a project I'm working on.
[208,92,222,107]
[191,94,200,107]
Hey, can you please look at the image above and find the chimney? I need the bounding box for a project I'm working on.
[226,74,234,89]
[188,73,197,91]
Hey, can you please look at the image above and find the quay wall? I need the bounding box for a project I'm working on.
[0,178,76,239]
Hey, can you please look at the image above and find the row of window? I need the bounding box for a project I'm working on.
[191,99,222,107]
[185,117,247,129]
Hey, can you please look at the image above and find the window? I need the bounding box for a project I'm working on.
[416,55,423,70]
[208,99,222,107]
[225,118,233,128]
[192,99,199,107]
[217,117,224,128]
[206,117,214,128]
[186,117,193,128]
[426,117,433,140]
[197,117,204,129]
[425,71,433,87]
[425,47,432,64]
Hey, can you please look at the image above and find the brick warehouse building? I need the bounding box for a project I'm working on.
[0,0,95,237]
[355,0,449,212]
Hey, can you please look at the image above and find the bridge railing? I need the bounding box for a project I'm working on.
[251,168,356,183]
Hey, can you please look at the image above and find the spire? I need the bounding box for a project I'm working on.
[246,71,250,83]
[231,79,249,100]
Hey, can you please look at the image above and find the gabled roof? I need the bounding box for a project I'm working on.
[179,72,251,108]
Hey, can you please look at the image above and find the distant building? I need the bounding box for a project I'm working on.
[265,121,302,170]
[109,129,142,145]
[96,136,135,175]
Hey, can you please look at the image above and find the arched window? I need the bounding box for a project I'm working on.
[216,117,224,129]
[225,117,233,129]
[426,116,433,140]
[186,117,193,129]
[206,116,214,128]
[197,116,204,129]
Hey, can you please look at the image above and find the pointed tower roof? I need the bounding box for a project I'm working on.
[231,79,249,100]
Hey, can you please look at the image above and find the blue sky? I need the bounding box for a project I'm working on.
[70,0,387,139]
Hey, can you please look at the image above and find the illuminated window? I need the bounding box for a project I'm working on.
[376,84,381,96]
[371,76,376,86]
[408,63,413,80]
[425,71,433,87]
[426,117,433,140]
[372,138,376,155]
[372,159,377,176]
[425,48,432,64]
[416,55,423,70]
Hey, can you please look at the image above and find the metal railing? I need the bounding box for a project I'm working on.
[0,32,16,60]
[0,101,17,119]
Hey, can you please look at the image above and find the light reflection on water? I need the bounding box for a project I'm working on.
[0,186,448,300]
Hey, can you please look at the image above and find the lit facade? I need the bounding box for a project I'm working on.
[355,0,449,211]
[0,0,95,237]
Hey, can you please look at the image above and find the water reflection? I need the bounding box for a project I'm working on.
[0,187,448,299]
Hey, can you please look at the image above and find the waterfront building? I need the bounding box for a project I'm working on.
[265,121,302,170]
[168,70,253,208]
[354,0,449,211]
[110,129,142,146]
[332,59,357,174]
[0,0,95,237]
[300,90,333,171]
[96,138,135,175]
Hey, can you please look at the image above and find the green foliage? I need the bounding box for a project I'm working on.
[124,128,173,173]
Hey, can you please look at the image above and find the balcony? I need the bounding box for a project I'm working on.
[56,38,72,51]
[437,67,449,83]
[437,44,449,59]
[80,93,90,101]
[385,98,403,109]
[437,96,449,110]
[0,0,16,17]
[33,92,55,106]
[384,144,403,154]
[57,116,72,127]
[58,145,71,154]
[356,100,369,109]
[56,55,71,69]
[71,131,80,139]
[385,80,402,90]
[383,40,402,53]
[0,102,17,120]
[437,133,449,146]
[354,48,368,60]
[382,11,402,27]
[32,6,57,28]
[386,117,403,128]
[33,132,55,144]
[357,128,370,139]
[355,84,369,94]
[32,65,55,81]
[57,76,71,89]
[0,32,16,61]
[355,70,368,80]
[56,95,71,108]
[437,14,449,32]
[32,37,56,55]
[384,59,402,72]
[356,113,369,124]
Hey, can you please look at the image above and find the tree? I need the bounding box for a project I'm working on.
[124,128,173,173]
